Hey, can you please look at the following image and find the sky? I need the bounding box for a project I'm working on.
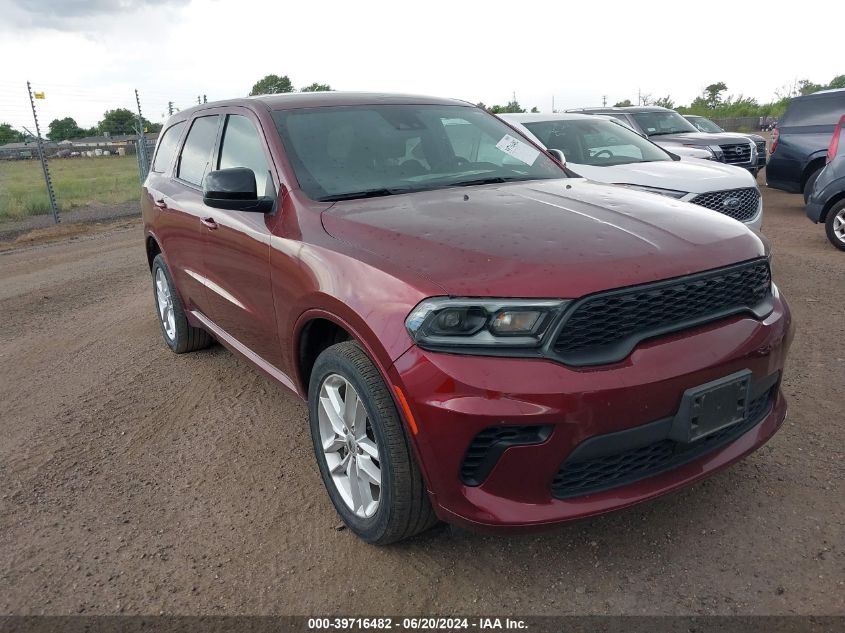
[0,0,841,132]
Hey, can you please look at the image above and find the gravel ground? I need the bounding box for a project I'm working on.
[0,179,843,616]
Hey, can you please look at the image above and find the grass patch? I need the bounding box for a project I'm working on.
[0,155,141,220]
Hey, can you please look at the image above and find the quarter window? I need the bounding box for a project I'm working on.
[218,115,273,196]
[152,121,185,173]
[177,115,220,187]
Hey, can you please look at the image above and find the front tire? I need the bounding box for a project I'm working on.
[825,200,845,252]
[151,254,212,353]
[308,341,437,544]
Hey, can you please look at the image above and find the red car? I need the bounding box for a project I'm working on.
[142,93,793,544]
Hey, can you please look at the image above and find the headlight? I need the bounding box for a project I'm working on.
[616,184,688,199]
[405,298,569,349]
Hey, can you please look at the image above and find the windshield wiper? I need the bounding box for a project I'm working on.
[319,187,410,202]
[648,131,686,137]
[450,176,534,187]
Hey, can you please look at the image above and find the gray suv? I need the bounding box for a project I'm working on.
[569,106,760,175]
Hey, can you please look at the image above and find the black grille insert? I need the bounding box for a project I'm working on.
[552,259,772,366]
[551,384,777,499]
[690,187,760,222]
[461,425,552,486]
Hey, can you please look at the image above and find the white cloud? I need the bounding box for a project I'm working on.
[0,0,840,132]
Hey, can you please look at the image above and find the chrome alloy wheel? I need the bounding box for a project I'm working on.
[318,374,381,518]
[154,268,176,341]
[833,207,845,243]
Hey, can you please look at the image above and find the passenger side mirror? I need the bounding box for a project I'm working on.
[547,149,566,166]
[203,168,274,213]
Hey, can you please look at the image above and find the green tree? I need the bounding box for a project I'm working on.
[475,102,488,111]
[0,122,22,144]
[489,99,525,114]
[47,117,84,141]
[98,108,148,135]
[249,74,294,96]
[613,99,633,107]
[797,79,825,96]
[702,82,728,109]
[530,106,540,113]
[300,82,332,92]
[828,74,845,90]
[653,95,675,109]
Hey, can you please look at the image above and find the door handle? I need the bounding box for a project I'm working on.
[154,198,168,210]
[200,217,218,230]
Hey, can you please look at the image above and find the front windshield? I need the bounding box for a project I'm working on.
[631,111,699,136]
[689,117,724,133]
[272,105,565,201]
[522,118,671,166]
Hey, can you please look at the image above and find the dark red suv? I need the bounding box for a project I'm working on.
[142,92,793,544]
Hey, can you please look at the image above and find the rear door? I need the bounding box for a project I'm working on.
[199,108,283,369]
[147,118,215,311]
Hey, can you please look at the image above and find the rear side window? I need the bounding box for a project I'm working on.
[218,115,273,196]
[782,94,845,127]
[152,121,185,173]
[177,115,220,186]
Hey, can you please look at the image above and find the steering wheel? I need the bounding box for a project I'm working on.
[591,149,613,159]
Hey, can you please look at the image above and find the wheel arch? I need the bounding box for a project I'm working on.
[821,191,845,222]
[801,155,828,191]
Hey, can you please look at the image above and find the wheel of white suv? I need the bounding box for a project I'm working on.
[151,254,213,353]
[825,200,845,252]
[307,341,437,544]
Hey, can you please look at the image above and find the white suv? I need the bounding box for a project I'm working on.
[501,112,763,230]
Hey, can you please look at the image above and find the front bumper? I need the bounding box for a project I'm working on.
[389,293,793,531]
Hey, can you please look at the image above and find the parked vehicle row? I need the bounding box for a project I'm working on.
[567,106,762,176]
[142,92,793,543]
[767,88,845,200]
[500,112,763,230]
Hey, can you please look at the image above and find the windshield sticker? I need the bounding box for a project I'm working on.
[495,134,540,165]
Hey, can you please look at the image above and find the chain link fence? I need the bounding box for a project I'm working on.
[0,81,204,227]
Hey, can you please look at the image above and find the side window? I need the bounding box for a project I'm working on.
[177,115,220,187]
[152,121,185,173]
[218,115,273,196]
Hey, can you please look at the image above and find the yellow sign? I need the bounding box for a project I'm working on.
[34,91,45,99]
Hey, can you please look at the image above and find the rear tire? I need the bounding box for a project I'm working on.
[824,200,845,252]
[803,166,823,203]
[151,254,213,353]
[308,341,438,544]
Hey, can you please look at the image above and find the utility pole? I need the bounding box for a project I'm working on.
[551,95,555,113]
[638,88,642,106]
[134,89,150,181]
[168,101,174,116]
[26,81,60,224]
[602,95,607,107]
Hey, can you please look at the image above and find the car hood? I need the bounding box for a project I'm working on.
[648,132,752,146]
[320,179,765,299]
[568,158,756,194]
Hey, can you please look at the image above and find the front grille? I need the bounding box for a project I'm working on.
[461,425,551,486]
[689,187,760,222]
[720,142,752,164]
[551,385,777,499]
[552,259,772,366]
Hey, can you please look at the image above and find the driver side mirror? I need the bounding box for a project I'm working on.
[547,148,566,166]
[203,167,274,213]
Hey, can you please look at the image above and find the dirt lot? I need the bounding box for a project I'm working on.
[0,181,843,616]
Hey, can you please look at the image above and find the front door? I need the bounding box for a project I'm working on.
[199,110,282,369]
